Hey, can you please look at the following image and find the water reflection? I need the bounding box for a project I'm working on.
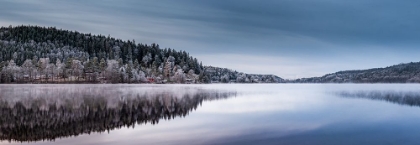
[0,85,236,142]
[337,91,420,107]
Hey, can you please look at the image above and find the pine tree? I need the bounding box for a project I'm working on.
[65,58,73,81]
[99,58,106,78]
[126,63,133,83]
[133,59,139,70]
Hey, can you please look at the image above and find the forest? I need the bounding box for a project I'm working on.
[292,62,420,83]
[0,25,283,84]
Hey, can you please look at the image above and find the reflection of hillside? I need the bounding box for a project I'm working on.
[337,91,420,107]
[0,85,236,142]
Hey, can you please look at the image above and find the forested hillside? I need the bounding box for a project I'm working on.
[0,25,282,84]
[204,66,285,83]
[293,62,420,83]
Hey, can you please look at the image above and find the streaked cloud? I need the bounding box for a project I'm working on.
[1,0,420,78]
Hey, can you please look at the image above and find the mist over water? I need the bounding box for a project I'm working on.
[337,90,420,107]
[1,84,420,145]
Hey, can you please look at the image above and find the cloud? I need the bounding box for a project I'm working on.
[1,0,420,78]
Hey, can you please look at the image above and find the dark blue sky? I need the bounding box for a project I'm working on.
[1,0,420,78]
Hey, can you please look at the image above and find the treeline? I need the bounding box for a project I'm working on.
[292,62,420,83]
[204,66,285,83]
[0,25,284,84]
[0,25,206,83]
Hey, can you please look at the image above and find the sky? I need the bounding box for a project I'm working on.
[1,0,420,79]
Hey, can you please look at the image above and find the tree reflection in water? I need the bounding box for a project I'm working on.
[337,91,420,107]
[0,85,236,142]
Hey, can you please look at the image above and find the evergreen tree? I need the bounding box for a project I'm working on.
[99,58,106,75]
[0,25,284,84]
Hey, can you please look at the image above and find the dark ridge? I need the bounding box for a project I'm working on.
[292,62,420,83]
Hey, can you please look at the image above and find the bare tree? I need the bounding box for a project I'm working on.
[71,60,84,81]
[21,59,35,82]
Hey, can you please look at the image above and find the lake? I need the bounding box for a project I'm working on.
[1,84,420,145]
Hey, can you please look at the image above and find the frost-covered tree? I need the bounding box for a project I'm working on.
[142,53,152,67]
[71,60,84,81]
[105,59,120,83]
[173,69,186,83]
[119,65,128,83]
[235,73,243,83]
[126,64,133,83]
[0,25,250,83]
[21,59,35,81]
[1,60,21,83]
[55,59,64,81]
[133,59,139,70]
[221,74,230,83]
[99,58,106,78]
[38,58,49,82]
[46,63,56,82]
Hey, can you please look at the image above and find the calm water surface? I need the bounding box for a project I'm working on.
[1,84,420,145]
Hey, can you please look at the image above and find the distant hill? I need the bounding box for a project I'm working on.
[293,62,420,83]
[0,25,282,84]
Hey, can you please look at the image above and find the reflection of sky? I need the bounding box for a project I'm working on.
[3,84,420,145]
[2,0,420,78]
